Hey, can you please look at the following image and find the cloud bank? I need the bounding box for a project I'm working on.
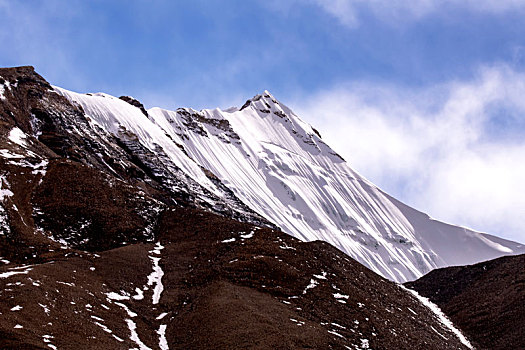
[310,0,525,27]
[295,65,525,243]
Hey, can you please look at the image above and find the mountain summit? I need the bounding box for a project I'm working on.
[47,76,524,283]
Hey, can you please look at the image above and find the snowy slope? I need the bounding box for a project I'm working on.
[56,88,525,282]
[53,89,216,193]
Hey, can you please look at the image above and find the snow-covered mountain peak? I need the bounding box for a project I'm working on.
[240,90,280,111]
[52,85,525,283]
[233,91,326,149]
[263,88,274,96]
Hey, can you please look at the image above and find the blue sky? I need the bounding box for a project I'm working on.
[2,0,525,243]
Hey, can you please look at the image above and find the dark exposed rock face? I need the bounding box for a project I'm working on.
[0,66,473,349]
[119,95,149,117]
[32,160,165,251]
[171,108,241,144]
[406,254,525,350]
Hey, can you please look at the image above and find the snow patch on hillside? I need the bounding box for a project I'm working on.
[8,127,27,147]
[401,285,473,349]
[148,242,165,305]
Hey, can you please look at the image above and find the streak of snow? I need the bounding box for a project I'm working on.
[114,302,137,318]
[302,278,318,294]
[126,319,152,350]
[331,322,346,329]
[333,293,349,299]
[94,321,113,333]
[221,238,235,243]
[290,318,305,326]
[327,329,345,338]
[106,292,130,301]
[313,271,327,280]
[431,326,448,340]
[156,312,168,320]
[151,242,164,255]
[279,244,296,250]
[147,242,165,305]
[56,281,75,287]
[112,334,124,342]
[132,287,144,300]
[240,231,254,239]
[0,149,24,159]
[401,286,473,349]
[38,303,50,315]
[157,324,169,350]
[0,268,32,278]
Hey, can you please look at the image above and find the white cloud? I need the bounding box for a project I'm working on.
[309,0,525,27]
[294,64,525,243]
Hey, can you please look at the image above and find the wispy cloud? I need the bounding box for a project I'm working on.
[308,0,525,27]
[294,64,525,243]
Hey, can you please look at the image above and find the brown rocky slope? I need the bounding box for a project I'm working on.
[406,253,525,350]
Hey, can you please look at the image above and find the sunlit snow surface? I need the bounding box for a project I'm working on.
[8,127,27,147]
[55,88,525,282]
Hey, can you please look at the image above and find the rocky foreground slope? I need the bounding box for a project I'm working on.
[1,206,473,349]
[0,66,476,348]
[407,253,525,350]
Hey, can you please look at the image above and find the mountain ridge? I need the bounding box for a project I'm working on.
[46,72,525,282]
[1,65,523,284]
